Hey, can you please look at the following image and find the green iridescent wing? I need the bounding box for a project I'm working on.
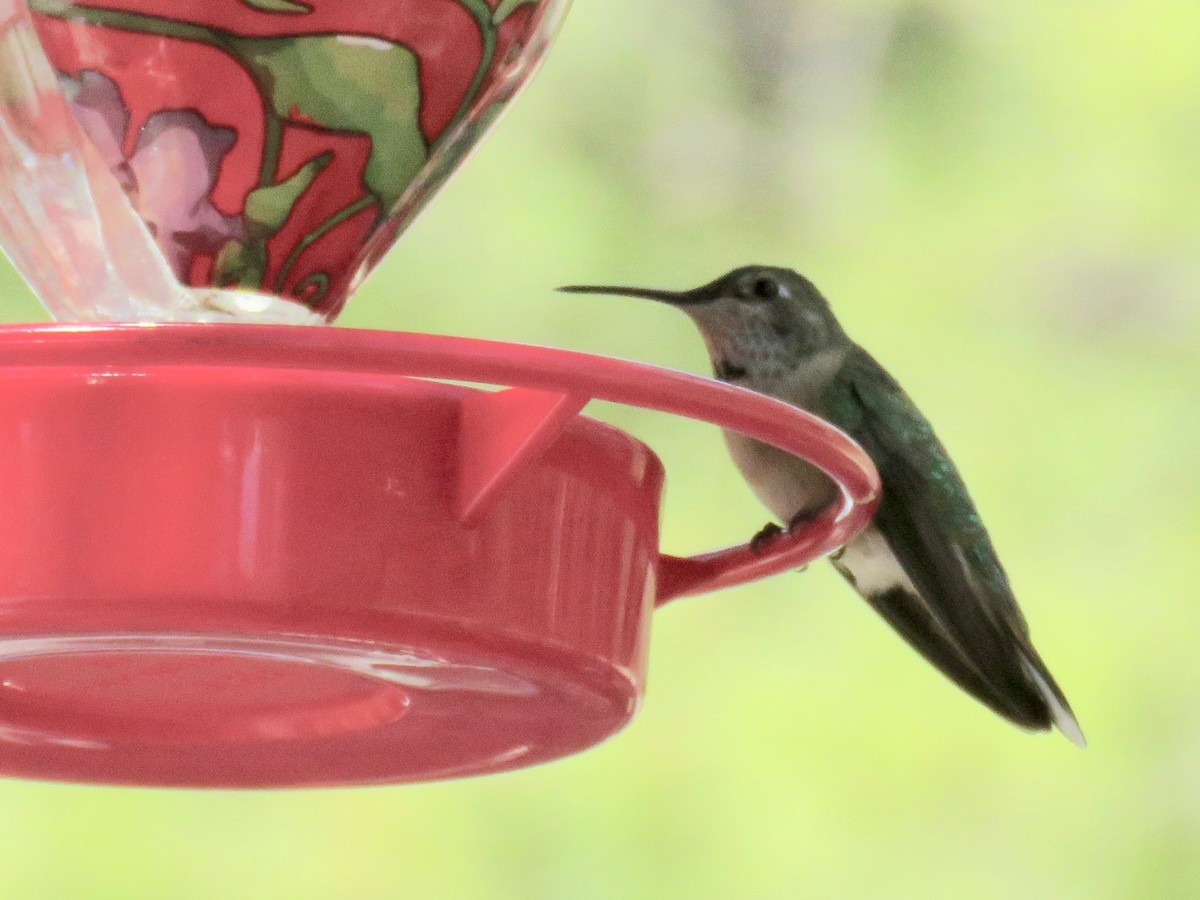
[821,346,1073,730]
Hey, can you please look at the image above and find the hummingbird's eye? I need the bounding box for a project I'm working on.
[740,275,780,301]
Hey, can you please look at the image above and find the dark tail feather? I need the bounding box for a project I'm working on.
[847,581,1085,746]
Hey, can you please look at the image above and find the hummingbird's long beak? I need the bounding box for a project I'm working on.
[557,284,709,306]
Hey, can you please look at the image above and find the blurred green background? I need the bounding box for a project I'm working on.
[2,0,1200,897]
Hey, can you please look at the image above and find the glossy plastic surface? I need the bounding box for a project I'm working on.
[3,0,570,322]
[0,324,879,787]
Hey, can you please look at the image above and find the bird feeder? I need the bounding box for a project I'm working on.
[0,0,878,787]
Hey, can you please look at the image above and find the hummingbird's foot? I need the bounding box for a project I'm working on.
[749,520,812,571]
[778,510,823,571]
[786,509,819,532]
[750,522,785,555]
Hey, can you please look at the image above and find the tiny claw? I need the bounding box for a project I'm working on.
[750,522,784,555]
[787,509,818,532]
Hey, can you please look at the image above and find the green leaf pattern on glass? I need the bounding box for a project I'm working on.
[243,150,332,243]
[225,35,426,213]
[213,238,269,290]
[239,0,313,14]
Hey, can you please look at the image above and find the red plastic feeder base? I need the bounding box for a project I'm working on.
[0,325,877,788]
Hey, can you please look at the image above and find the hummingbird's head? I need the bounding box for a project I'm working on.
[560,266,848,382]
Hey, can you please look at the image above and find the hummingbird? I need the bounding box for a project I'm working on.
[560,266,1085,745]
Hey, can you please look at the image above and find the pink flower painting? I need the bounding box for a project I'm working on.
[60,70,246,280]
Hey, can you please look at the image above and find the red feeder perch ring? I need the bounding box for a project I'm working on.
[0,324,879,787]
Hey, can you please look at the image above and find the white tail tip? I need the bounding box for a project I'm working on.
[1021,658,1087,748]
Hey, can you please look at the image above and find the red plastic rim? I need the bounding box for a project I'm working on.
[1,323,880,600]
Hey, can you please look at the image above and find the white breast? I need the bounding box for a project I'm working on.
[723,430,839,523]
[721,348,848,524]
